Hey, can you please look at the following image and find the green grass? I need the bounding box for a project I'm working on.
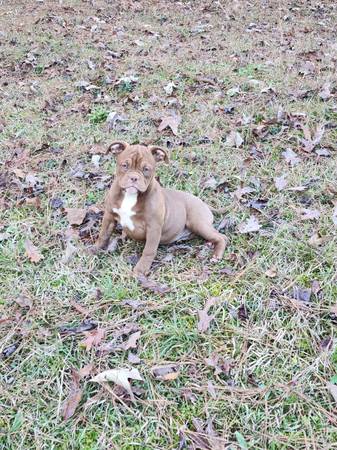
[1,1,337,449]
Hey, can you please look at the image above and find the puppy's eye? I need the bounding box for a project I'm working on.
[143,166,151,175]
[121,162,128,170]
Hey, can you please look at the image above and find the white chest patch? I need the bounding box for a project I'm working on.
[113,192,138,231]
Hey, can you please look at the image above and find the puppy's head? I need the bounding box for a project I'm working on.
[108,141,168,194]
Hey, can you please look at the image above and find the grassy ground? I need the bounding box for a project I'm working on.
[1,0,337,449]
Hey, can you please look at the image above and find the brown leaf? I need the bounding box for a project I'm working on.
[308,233,327,247]
[80,328,105,351]
[299,60,315,75]
[319,82,331,101]
[238,216,261,234]
[137,274,170,295]
[65,208,87,226]
[24,239,44,263]
[14,294,33,308]
[151,364,180,381]
[197,297,219,332]
[70,299,90,316]
[128,352,141,364]
[225,130,243,148]
[265,267,277,278]
[327,383,337,403]
[233,186,254,201]
[121,331,141,351]
[300,123,325,153]
[298,208,320,221]
[292,286,311,303]
[274,175,288,191]
[78,364,93,379]
[158,114,181,135]
[282,148,300,165]
[62,369,83,420]
[25,197,41,208]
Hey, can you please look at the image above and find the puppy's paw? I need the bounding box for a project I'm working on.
[133,262,149,278]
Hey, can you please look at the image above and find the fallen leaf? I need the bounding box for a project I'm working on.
[274,175,288,191]
[50,197,64,209]
[128,353,141,364]
[318,82,331,100]
[78,364,93,379]
[200,176,218,190]
[1,343,19,359]
[62,239,77,264]
[265,267,277,278]
[311,280,321,295]
[151,364,180,381]
[80,328,105,351]
[25,173,40,187]
[315,148,331,157]
[327,383,337,403]
[282,148,300,165]
[299,208,320,220]
[207,381,217,399]
[237,304,249,321]
[0,232,10,241]
[238,216,261,234]
[121,331,141,351]
[233,186,254,201]
[70,299,90,316]
[14,294,33,308]
[308,233,326,247]
[292,286,311,303]
[158,114,181,135]
[225,130,243,148]
[299,60,315,75]
[164,81,176,95]
[197,297,219,332]
[137,274,170,295]
[91,368,143,401]
[24,239,44,263]
[25,197,41,208]
[65,208,87,226]
[62,369,82,420]
[301,123,325,153]
[59,319,97,336]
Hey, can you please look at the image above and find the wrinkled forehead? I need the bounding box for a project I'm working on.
[118,145,155,166]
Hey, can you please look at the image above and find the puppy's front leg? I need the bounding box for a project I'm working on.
[95,211,116,249]
[133,224,162,276]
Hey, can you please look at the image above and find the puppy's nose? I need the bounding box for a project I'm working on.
[130,175,138,183]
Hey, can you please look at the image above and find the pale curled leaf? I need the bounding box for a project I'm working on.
[327,383,337,403]
[24,240,44,263]
[65,208,87,226]
[121,331,141,351]
[299,208,321,221]
[158,114,181,135]
[151,364,180,381]
[274,175,288,191]
[238,216,261,234]
[80,328,105,351]
[225,130,243,148]
[197,297,219,332]
[91,368,143,400]
[282,148,300,165]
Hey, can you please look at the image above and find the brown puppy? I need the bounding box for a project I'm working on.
[95,141,228,276]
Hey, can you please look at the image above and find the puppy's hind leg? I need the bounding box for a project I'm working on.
[189,221,228,260]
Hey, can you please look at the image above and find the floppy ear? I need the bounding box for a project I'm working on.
[148,146,169,163]
[108,141,128,155]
